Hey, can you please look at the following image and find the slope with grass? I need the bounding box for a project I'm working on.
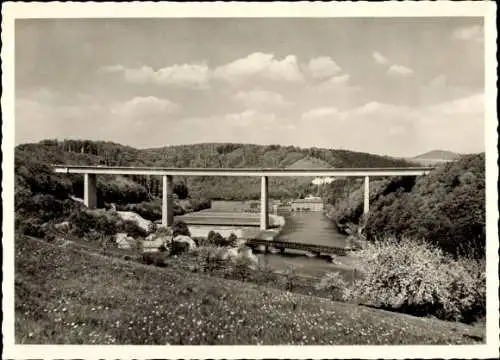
[15,236,484,345]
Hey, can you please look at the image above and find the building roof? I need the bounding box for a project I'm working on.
[292,198,324,204]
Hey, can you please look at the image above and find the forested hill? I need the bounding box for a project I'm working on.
[17,139,416,168]
[15,139,416,201]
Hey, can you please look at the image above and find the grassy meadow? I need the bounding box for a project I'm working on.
[15,236,484,345]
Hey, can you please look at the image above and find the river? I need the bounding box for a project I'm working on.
[255,210,356,280]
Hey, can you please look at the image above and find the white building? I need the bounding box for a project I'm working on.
[312,177,336,185]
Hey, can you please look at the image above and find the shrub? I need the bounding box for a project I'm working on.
[343,237,486,323]
[173,182,189,200]
[205,231,237,247]
[283,266,299,292]
[119,202,161,221]
[227,233,238,247]
[155,226,173,237]
[17,217,46,238]
[170,241,190,256]
[120,220,148,238]
[316,272,348,301]
[142,252,168,267]
[207,231,224,246]
[171,220,191,238]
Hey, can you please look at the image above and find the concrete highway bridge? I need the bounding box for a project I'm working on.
[53,165,434,230]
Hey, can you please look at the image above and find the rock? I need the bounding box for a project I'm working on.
[143,237,169,250]
[226,247,239,261]
[172,235,197,252]
[116,211,153,233]
[54,221,71,231]
[115,233,133,249]
[237,247,259,268]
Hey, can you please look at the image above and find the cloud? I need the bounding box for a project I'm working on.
[100,63,211,89]
[301,106,344,120]
[232,89,293,109]
[372,51,415,78]
[387,64,414,76]
[415,93,484,154]
[224,109,277,128]
[110,96,180,120]
[372,51,389,65]
[306,56,342,79]
[309,73,352,94]
[295,95,483,156]
[349,101,411,116]
[428,74,447,88]
[453,25,484,43]
[422,92,484,117]
[213,52,304,84]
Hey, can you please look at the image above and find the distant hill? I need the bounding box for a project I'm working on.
[413,150,462,161]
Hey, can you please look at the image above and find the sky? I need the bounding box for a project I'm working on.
[15,17,485,157]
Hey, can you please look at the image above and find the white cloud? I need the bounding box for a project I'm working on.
[302,107,344,120]
[233,89,293,108]
[100,63,211,89]
[213,52,304,84]
[310,73,352,94]
[328,74,350,84]
[387,64,414,76]
[453,25,484,43]
[306,56,341,79]
[372,51,389,65]
[422,93,484,117]
[224,109,277,128]
[111,96,180,120]
[349,101,411,116]
[415,93,484,154]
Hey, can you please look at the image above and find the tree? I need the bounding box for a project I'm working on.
[173,182,189,199]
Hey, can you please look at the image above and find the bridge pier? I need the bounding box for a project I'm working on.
[162,175,174,227]
[260,176,269,230]
[83,173,97,209]
[364,176,370,214]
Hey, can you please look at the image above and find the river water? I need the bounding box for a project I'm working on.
[277,210,347,248]
[256,210,355,279]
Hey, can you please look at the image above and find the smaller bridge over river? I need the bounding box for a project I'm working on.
[247,237,348,257]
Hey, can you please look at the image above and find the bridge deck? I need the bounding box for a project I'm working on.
[53,165,434,177]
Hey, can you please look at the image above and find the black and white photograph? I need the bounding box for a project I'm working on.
[2,2,498,358]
